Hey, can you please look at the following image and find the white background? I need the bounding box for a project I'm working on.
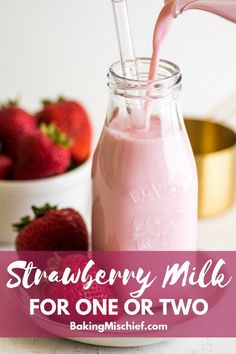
[0,1,236,353]
[0,0,236,139]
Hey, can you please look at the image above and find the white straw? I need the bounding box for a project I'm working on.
[112,0,137,78]
[111,0,145,128]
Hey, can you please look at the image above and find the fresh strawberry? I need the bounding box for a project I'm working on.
[38,98,92,163]
[43,253,120,323]
[0,154,13,179]
[14,204,89,251]
[0,102,36,157]
[13,123,71,180]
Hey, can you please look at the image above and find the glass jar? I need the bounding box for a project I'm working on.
[92,58,198,251]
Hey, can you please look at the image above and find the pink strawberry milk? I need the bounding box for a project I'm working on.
[92,0,236,251]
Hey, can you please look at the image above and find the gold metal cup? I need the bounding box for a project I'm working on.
[185,118,236,218]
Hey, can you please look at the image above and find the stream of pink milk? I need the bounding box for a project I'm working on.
[143,1,174,123]
[149,0,236,82]
[148,1,175,81]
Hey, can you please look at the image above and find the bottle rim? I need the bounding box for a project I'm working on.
[108,58,182,99]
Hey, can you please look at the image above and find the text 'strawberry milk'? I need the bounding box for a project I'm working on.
[92,0,236,251]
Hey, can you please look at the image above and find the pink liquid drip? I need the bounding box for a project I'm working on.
[148,2,175,82]
[145,2,175,124]
[149,0,236,82]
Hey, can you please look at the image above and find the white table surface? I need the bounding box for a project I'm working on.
[0,338,236,354]
[0,201,235,353]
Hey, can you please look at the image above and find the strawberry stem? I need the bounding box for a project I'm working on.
[40,122,72,147]
[7,99,19,107]
[32,203,57,218]
[41,99,51,107]
[41,96,65,107]
[1,98,20,109]
[12,204,58,232]
[57,96,65,103]
[12,216,32,232]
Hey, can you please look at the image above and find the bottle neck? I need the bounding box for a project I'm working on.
[108,58,182,101]
[106,59,183,136]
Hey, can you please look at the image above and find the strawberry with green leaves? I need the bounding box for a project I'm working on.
[14,204,89,251]
[38,98,92,164]
[13,123,71,180]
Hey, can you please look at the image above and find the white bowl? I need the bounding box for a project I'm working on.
[0,159,92,244]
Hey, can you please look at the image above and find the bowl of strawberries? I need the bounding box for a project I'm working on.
[0,97,92,244]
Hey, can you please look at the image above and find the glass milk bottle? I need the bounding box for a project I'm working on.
[92,58,198,251]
